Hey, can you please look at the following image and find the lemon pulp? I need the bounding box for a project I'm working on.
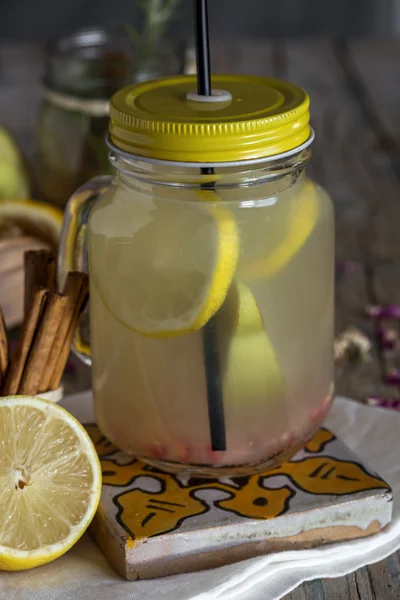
[0,396,101,571]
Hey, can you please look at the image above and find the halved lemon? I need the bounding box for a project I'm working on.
[90,199,239,337]
[240,180,318,280]
[0,396,101,571]
[0,200,63,248]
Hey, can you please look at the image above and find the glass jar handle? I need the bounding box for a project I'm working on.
[58,175,113,365]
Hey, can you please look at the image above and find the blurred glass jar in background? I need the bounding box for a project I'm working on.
[36,27,184,208]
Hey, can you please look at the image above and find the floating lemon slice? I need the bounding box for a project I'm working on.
[240,180,318,280]
[0,200,63,248]
[0,396,101,571]
[91,199,239,337]
[217,282,285,403]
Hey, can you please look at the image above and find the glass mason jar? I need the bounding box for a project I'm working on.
[59,75,335,477]
[36,27,184,208]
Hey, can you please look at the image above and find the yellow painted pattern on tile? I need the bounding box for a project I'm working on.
[267,457,389,495]
[305,428,335,453]
[114,472,209,539]
[215,478,294,520]
[85,424,118,457]
[101,459,146,487]
[87,426,390,540]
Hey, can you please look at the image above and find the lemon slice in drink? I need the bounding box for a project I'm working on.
[0,396,101,571]
[240,180,318,280]
[91,199,238,337]
[218,282,284,403]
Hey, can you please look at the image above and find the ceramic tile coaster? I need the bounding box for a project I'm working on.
[85,426,393,580]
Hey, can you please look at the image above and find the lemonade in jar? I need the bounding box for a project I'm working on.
[59,74,334,476]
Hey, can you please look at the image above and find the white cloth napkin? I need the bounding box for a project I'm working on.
[1,393,400,600]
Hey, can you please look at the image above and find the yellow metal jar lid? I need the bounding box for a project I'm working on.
[109,74,311,164]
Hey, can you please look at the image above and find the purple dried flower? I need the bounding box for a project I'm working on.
[385,368,400,385]
[366,305,383,318]
[377,327,398,340]
[377,327,399,350]
[366,304,400,319]
[383,305,400,319]
[366,396,400,410]
[382,339,398,350]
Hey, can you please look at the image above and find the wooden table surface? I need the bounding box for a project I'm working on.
[1,38,400,599]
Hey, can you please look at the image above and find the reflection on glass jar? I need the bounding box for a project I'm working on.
[36,27,184,208]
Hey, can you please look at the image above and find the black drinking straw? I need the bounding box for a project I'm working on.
[194,0,226,451]
[194,0,212,96]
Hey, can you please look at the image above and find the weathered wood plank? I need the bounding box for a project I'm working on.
[284,40,384,261]
[283,560,398,600]
[366,560,399,599]
[303,579,327,599]
[384,552,400,585]
[349,39,400,141]
[0,43,44,159]
[332,40,400,264]
[346,568,375,599]
[285,584,308,600]
[281,39,394,402]
[335,264,392,402]
[343,39,400,396]
[323,571,371,600]
[283,567,378,600]
[211,39,275,76]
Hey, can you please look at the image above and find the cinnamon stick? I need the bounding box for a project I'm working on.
[24,250,56,317]
[0,305,9,388]
[40,272,87,392]
[18,292,68,395]
[49,274,89,391]
[2,288,48,395]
